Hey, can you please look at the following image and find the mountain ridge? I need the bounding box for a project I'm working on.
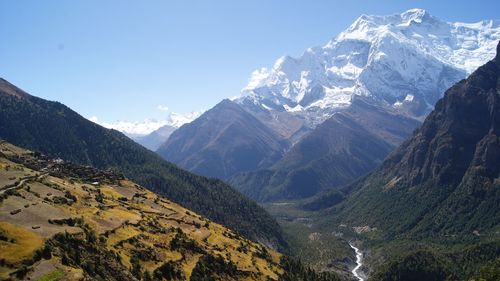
[0,140,340,281]
[230,97,420,202]
[156,9,499,193]
[237,8,500,124]
[157,99,288,180]
[0,79,287,249]
[315,40,500,239]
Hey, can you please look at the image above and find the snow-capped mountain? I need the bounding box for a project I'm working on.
[89,111,201,137]
[237,9,500,124]
[156,9,500,187]
[89,111,201,150]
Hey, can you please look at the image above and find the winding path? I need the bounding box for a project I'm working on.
[0,173,48,195]
[349,242,364,281]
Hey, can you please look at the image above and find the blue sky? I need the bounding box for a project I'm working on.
[1,0,499,125]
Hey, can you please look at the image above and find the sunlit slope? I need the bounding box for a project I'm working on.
[0,141,284,281]
[0,78,285,249]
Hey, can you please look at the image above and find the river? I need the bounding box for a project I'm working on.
[349,242,364,281]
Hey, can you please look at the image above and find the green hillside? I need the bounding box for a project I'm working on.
[0,78,286,249]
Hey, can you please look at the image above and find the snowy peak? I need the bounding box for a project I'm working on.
[337,9,442,41]
[89,111,201,136]
[400,8,439,25]
[238,9,500,124]
[333,9,500,75]
[401,8,429,23]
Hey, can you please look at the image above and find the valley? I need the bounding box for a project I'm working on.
[256,38,500,281]
[349,243,364,281]
[156,8,500,207]
[1,5,499,281]
[0,141,341,281]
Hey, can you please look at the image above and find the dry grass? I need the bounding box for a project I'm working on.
[0,141,284,281]
[0,221,43,264]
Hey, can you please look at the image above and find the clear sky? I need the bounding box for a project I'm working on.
[1,0,499,125]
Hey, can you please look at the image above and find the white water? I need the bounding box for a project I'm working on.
[349,242,364,281]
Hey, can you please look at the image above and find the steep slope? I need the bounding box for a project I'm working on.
[157,100,287,180]
[0,141,341,281]
[319,41,500,239]
[158,9,499,202]
[133,124,176,151]
[295,42,500,281]
[239,9,499,123]
[0,79,286,249]
[231,97,420,202]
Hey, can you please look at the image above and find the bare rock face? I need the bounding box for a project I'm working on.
[383,40,500,188]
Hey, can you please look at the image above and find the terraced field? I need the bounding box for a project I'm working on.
[0,141,284,280]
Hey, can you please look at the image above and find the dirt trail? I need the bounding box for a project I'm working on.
[0,173,48,195]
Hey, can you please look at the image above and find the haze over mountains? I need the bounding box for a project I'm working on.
[157,9,500,202]
[92,112,201,151]
[133,124,176,151]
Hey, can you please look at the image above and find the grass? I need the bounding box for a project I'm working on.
[100,186,124,200]
[36,269,64,281]
[0,221,43,264]
[0,141,288,281]
[182,253,202,279]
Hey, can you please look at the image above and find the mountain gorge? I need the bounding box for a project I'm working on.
[303,41,500,281]
[323,42,500,239]
[0,79,286,249]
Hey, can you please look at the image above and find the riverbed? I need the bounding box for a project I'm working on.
[349,242,364,281]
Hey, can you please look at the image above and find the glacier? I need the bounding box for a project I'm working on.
[237,8,500,125]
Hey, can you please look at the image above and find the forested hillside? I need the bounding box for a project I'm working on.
[0,78,286,249]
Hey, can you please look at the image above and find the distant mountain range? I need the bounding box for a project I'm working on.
[132,124,176,151]
[91,112,201,151]
[0,78,286,249]
[157,9,500,201]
